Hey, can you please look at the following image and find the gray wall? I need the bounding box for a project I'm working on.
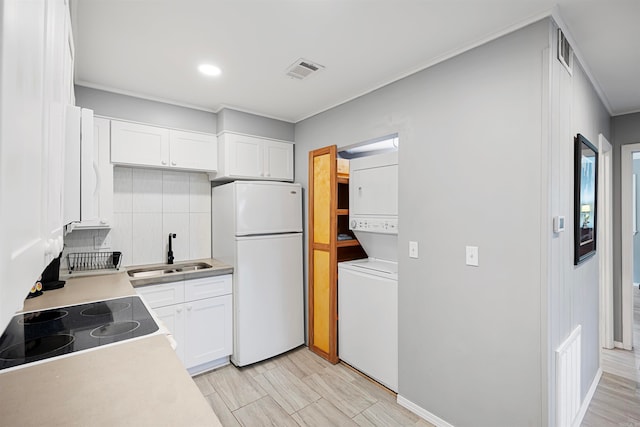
[295,18,607,426]
[611,112,640,341]
[217,108,294,141]
[296,20,549,427]
[547,20,610,426]
[75,86,217,133]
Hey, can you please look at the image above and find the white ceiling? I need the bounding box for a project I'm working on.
[72,1,640,123]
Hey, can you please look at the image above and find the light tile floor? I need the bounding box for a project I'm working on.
[194,347,434,427]
[582,286,640,427]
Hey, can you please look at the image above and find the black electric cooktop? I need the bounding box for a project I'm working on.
[0,296,159,371]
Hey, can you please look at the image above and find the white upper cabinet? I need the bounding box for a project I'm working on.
[110,120,217,172]
[263,139,294,181]
[168,130,217,171]
[0,0,73,332]
[64,112,114,230]
[111,120,170,168]
[213,132,293,181]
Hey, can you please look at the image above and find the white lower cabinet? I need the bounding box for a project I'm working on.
[137,274,232,375]
[184,294,232,368]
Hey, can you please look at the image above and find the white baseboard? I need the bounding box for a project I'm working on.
[397,395,455,427]
[571,368,602,427]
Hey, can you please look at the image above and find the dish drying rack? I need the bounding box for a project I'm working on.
[67,251,122,273]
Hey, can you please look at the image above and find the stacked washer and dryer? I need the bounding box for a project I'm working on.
[338,151,398,392]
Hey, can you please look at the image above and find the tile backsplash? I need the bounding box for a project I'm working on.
[64,167,212,268]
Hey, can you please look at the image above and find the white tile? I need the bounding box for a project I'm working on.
[113,167,133,213]
[132,168,163,213]
[132,213,163,265]
[162,170,190,213]
[111,213,133,267]
[63,229,96,253]
[163,213,190,263]
[189,172,211,213]
[189,213,211,260]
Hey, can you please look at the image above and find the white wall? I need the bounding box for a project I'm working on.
[111,167,211,266]
[63,167,211,267]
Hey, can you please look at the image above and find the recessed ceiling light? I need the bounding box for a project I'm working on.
[198,64,221,77]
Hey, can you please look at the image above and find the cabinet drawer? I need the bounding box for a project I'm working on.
[185,275,232,302]
[136,281,184,308]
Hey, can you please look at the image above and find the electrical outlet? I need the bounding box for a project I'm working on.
[465,246,479,266]
[409,241,419,258]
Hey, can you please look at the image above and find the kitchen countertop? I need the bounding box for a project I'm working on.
[0,258,233,426]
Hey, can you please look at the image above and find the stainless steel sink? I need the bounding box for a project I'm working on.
[127,262,212,278]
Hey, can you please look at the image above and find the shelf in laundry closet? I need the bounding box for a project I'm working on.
[337,239,360,248]
[336,209,349,216]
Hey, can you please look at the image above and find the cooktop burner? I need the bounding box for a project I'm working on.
[0,296,159,371]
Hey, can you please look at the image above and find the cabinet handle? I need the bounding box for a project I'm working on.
[176,307,182,313]
[161,160,167,165]
[171,161,176,166]
[187,305,192,311]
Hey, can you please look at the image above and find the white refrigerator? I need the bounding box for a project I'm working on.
[212,181,304,366]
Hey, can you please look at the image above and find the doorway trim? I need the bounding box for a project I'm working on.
[598,134,613,350]
[620,143,640,350]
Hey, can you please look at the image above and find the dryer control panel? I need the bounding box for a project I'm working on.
[349,217,398,234]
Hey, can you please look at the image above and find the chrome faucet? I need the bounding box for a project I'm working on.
[168,233,176,264]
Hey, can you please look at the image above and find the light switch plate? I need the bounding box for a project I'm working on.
[409,241,419,258]
[466,246,479,266]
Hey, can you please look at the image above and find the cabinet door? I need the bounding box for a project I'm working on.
[43,0,71,246]
[136,281,185,309]
[154,304,186,364]
[184,275,232,302]
[184,295,232,368]
[0,0,48,331]
[226,134,263,178]
[169,130,217,172]
[111,120,170,167]
[264,140,293,181]
[93,117,114,225]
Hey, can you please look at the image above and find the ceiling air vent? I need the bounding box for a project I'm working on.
[286,58,325,80]
[558,29,573,75]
